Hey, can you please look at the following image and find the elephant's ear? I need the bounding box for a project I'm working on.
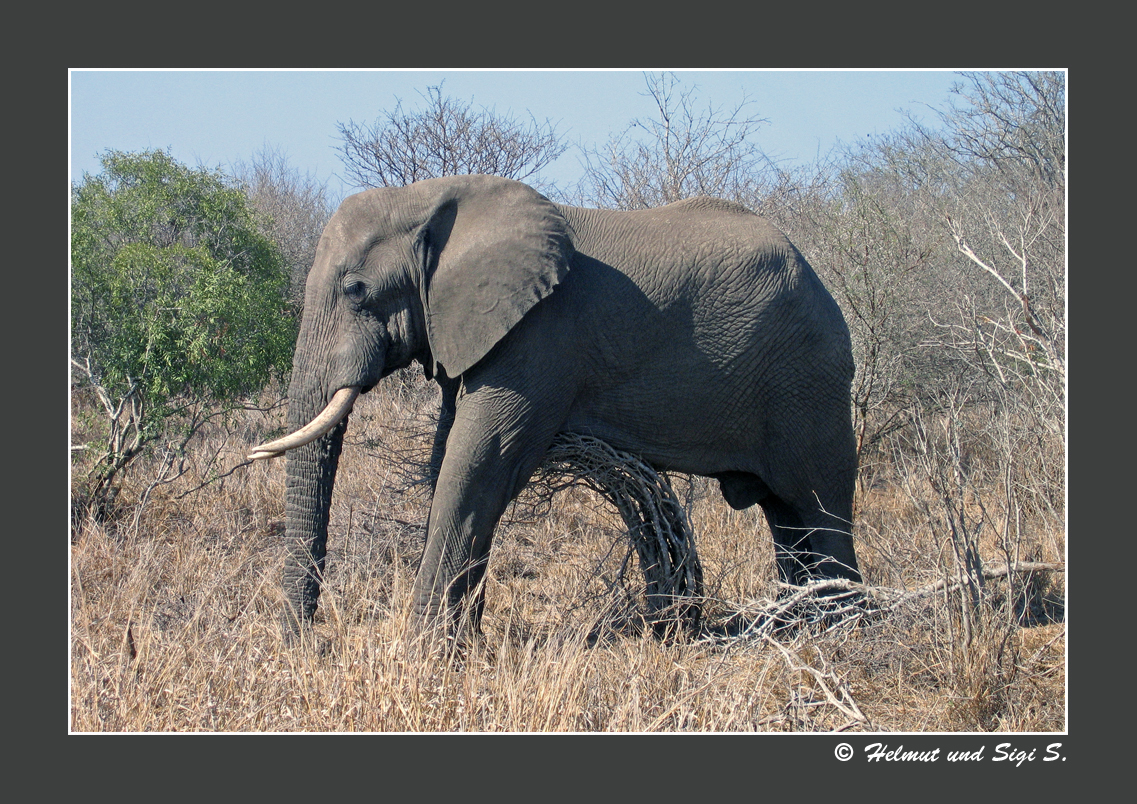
[416,176,573,378]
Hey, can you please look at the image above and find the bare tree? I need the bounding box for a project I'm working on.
[839,72,1068,621]
[230,146,336,304]
[920,72,1066,433]
[575,72,778,210]
[929,71,1065,192]
[814,72,1065,425]
[789,161,938,464]
[335,84,567,191]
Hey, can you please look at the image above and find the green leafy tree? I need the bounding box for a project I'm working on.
[71,149,297,517]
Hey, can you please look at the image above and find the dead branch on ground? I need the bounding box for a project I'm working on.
[713,561,1064,641]
[534,432,704,632]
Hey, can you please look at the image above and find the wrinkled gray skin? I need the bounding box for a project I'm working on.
[279,174,860,637]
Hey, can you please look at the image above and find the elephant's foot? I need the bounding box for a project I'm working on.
[407,595,485,660]
[404,614,485,668]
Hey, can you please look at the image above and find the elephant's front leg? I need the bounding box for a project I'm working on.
[410,381,563,636]
[427,376,460,494]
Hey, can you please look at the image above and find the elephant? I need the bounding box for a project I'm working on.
[250,174,861,639]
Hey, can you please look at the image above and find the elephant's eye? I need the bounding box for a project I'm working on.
[344,280,367,302]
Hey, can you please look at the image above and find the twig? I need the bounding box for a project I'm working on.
[536,432,704,630]
[1017,623,1066,676]
[175,457,256,499]
[893,561,1064,606]
[711,561,1064,642]
[763,635,873,729]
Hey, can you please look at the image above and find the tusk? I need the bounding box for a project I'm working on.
[248,386,361,461]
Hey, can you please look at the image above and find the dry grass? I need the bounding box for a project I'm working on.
[70,371,1065,732]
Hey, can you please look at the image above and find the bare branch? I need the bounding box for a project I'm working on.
[949,219,1021,300]
[709,561,1063,643]
[336,85,567,191]
[576,72,774,210]
[763,635,874,729]
[534,432,704,632]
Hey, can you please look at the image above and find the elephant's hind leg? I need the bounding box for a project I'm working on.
[715,470,859,585]
[762,495,860,586]
[716,471,815,585]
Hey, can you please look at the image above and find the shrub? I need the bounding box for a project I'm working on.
[71,149,297,518]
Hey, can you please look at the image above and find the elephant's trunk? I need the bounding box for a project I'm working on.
[273,380,355,635]
[280,425,346,633]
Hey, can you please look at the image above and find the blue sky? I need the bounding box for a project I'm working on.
[69,69,964,200]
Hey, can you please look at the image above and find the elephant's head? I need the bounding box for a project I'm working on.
[249,175,574,631]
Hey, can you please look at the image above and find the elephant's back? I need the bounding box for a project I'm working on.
[556,202,843,340]
[556,201,795,271]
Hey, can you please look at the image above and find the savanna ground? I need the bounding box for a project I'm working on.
[70,371,1065,733]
